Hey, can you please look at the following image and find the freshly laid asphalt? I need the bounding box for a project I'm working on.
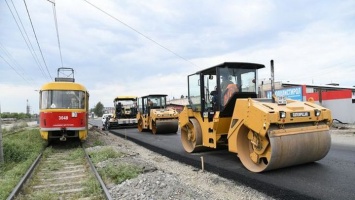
[90,119,355,200]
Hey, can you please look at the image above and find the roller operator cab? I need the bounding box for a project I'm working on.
[179,62,332,172]
[39,68,89,143]
[136,94,179,134]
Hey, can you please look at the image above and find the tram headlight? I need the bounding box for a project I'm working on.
[72,112,77,117]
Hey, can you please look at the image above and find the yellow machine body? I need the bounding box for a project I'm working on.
[137,94,179,134]
[179,62,332,172]
[105,96,138,129]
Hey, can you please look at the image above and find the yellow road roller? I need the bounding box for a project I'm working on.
[179,62,332,172]
[137,94,179,134]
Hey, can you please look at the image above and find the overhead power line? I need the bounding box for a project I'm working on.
[0,53,34,86]
[23,0,53,80]
[82,0,199,68]
[5,0,51,81]
[0,42,36,85]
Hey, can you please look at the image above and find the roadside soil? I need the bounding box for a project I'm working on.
[85,122,355,200]
[85,127,272,200]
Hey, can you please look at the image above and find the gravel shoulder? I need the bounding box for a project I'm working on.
[330,123,355,146]
[85,123,355,200]
[85,128,272,200]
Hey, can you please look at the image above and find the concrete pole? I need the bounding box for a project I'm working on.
[0,104,4,163]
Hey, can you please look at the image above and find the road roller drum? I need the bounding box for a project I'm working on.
[136,94,179,134]
[154,120,179,134]
[178,61,333,172]
[237,126,331,172]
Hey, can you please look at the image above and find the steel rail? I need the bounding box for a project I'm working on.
[82,144,112,200]
[6,152,43,200]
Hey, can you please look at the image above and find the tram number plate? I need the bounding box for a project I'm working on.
[291,112,310,117]
[59,116,69,120]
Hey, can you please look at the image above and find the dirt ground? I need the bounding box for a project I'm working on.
[84,122,355,200]
[85,126,272,200]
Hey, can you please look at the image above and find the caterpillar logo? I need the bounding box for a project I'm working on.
[291,112,310,117]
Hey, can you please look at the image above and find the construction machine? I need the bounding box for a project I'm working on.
[136,94,179,134]
[179,62,332,172]
[104,96,138,130]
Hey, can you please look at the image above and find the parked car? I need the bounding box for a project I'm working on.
[101,114,113,126]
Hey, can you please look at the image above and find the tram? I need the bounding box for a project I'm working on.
[39,68,89,142]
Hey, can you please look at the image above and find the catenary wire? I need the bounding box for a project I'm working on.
[0,42,36,85]
[23,0,53,80]
[5,0,50,80]
[82,0,199,68]
[48,0,64,68]
[8,0,50,80]
[0,54,34,86]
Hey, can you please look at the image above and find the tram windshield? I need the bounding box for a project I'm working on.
[40,90,86,109]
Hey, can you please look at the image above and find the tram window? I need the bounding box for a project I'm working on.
[40,90,85,109]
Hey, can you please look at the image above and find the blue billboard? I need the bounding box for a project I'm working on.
[266,86,303,101]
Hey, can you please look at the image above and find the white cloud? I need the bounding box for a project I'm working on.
[0,84,38,113]
[1,0,355,113]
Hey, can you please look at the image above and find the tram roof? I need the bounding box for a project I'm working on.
[40,81,87,91]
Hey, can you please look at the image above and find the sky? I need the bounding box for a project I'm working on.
[1,0,354,114]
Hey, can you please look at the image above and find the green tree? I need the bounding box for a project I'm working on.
[93,102,104,117]
[0,112,31,120]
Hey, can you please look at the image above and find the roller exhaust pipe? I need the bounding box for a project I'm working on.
[270,60,275,103]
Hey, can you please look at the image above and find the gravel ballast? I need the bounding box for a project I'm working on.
[85,128,272,200]
[86,122,355,200]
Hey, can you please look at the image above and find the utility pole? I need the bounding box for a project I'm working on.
[0,104,4,164]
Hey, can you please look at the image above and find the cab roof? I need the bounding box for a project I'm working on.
[140,94,167,98]
[113,96,137,101]
[194,62,265,75]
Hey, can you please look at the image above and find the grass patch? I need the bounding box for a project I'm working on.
[16,190,60,200]
[67,148,86,165]
[83,129,106,148]
[88,146,141,185]
[92,139,104,146]
[2,121,29,136]
[82,176,105,199]
[88,147,124,164]
[45,159,63,171]
[0,128,45,199]
[99,163,142,184]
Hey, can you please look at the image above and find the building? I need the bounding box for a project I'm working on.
[103,107,115,114]
[260,81,355,123]
[167,98,188,113]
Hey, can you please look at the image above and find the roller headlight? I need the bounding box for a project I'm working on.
[314,109,321,117]
[72,112,77,117]
[279,111,286,119]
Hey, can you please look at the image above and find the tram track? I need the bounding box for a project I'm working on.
[7,141,111,200]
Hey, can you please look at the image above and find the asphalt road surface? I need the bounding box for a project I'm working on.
[89,119,355,199]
